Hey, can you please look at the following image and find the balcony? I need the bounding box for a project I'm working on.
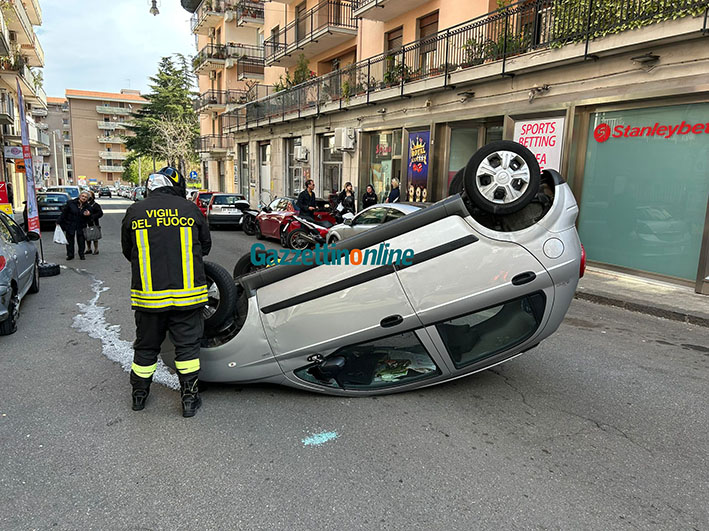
[9,0,34,46]
[36,122,48,130]
[0,93,14,125]
[99,151,129,160]
[264,1,357,67]
[352,0,431,22]
[66,164,73,171]
[195,134,234,153]
[26,0,42,25]
[238,0,709,130]
[193,89,247,113]
[235,1,264,27]
[96,105,131,116]
[97,136,126,144]
[38,131,49,146]
[226,43,265,80]
[0,56,43,102]
[38,148,50,157]
[31,107,47,117]
[190,0,234,34]
[99,165,125,173]
[97,121,128,130]
[62,136,71,143]
[193,44,227,74]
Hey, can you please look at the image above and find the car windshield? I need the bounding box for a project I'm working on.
[37,194,68,205]
[48,187,79,198]
[213,195,245,205]
[198,193,214,206]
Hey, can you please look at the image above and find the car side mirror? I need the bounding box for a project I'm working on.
[263,206,272,213]
[315,356,346,379]
[26,231,40,241]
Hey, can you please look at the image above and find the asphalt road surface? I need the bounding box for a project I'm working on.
[1,198,707,530]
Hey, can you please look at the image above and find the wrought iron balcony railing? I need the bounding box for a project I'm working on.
[239,0,709,129]
[264,0,357,63]
[193,89,248,112]
[195,134,234,152]
[190,0,235,33]
[235,0,264,25]
[192,43,228,71]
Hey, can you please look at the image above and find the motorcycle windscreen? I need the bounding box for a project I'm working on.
[256,253,422,376]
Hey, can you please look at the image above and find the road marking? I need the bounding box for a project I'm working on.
[302,431,339,447]
[71,270,179,390]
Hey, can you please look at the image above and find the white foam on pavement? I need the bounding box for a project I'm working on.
[72,273,179,390]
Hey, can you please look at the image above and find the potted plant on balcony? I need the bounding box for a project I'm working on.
[461,38,485,68]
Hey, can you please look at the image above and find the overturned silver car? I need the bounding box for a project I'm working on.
[163,141,584,396]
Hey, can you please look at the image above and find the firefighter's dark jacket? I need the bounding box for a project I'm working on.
[121,187,212,312]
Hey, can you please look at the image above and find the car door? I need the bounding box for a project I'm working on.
[263,198,286,237]
[0,213,34,295]
[349,206,389,236]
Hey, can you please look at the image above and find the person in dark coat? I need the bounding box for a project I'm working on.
[337,182,356,219]
[296,179,317,218]
[385,178,400,204]
[57,191,92,260]
[85,191,104,255]
[361,184,378,210]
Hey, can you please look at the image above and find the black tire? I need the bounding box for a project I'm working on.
[242,215,257,236]
[0,291,18,335]
[464,140,541,215]
[448,168,464,196]
[327,234,339,245]
[233,251,268,281]
[255,219,265,240]
[288,228,312,250]
[28,260,40,293]
[38,263,61,277]
[203,261,237,333]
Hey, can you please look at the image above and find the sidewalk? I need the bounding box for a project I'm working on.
[576,266,709,327]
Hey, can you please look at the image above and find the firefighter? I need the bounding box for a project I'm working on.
[120,167,211,417]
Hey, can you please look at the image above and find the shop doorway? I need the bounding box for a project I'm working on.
[259,143,271,203]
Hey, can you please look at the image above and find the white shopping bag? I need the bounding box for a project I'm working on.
[53,225,68,245]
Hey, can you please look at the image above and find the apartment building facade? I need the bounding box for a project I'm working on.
[44,96,70,186]
[200,0,708,293]
[189,0,284,194]
[65,89,146,187]
[0,0,48,212]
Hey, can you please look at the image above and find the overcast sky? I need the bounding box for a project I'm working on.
[38,0,197,98]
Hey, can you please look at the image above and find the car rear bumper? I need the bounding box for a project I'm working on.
[208,213,243,225]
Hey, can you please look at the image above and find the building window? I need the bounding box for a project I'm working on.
[107,174,114,181]
[387,27,403,52]
[321,134,342,205]
[238,143,249,198]
[418,12,439,71]
[367,130,402,203]
[448,127,479,195]
[286,137,308,195]
[270,25,279,45]
[218,160,226,192]
[295,2,307,42]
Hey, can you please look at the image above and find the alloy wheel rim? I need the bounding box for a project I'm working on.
[475,150,530,204]
[203,280,220,319]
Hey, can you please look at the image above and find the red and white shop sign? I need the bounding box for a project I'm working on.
[513,117,565,171]
[593,121,709,142]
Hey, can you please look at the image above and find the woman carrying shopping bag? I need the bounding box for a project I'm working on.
[85,191,103,255]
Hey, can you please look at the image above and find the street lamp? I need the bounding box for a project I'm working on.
[149,0,160,16]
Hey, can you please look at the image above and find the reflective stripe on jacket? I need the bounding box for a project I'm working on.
[121,187,211,312]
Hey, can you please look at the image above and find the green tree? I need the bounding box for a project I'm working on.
[122,154,166,185]
[125,55,199,176]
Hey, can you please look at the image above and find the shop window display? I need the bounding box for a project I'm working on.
[578,103,709,281]
[369,131,402,203]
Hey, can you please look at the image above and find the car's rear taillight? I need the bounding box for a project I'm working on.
[0,256,5,273]
[579,243,586,278]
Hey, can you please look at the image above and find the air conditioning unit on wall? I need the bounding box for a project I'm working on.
[334,127,356,152]
[225,58,236,69]
[294,145,309,162]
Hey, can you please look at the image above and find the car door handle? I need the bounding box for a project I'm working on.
[512,271,536,286]
[380,314,403,328]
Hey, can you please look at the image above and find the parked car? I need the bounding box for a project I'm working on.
[326,203,424,244]
[46,185,80,199]
[98,186,112,198]
[131,187,146,201]
[36,192,70,227]
[206,193,249,229]
[0,211,40,335]
[160,141,584,397]
[256,196,335,245]
[192,191,216,216]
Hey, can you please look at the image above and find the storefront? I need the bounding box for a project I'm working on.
[362,129,402,203]
[321,134,342,205]
[286,137,309,196]
[575,101,709,288]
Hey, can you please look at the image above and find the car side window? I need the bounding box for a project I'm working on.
[353,207,388,225]
[269,199,282,211]
[436,293,546,369]
[0,214,13,243]
[294,331,440,390]
[1,213,26,242]
[384,208,406,223]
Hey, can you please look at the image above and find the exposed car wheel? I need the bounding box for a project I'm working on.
[255,220,265,240]
[242,215,257,236]
[0,292,19,335]
[288,228,311,250]
[203,262,237,333]
[38,263,61,277]
[327,234,340,245]
[28,260,40,293]
[233,251,268,282]
[464,141,541,215]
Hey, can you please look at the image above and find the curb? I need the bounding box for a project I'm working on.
[574,291,709,328]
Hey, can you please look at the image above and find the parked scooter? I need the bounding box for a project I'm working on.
[284,215,328,250]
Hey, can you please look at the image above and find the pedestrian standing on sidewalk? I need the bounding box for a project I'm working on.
[385,178,400,204]
[296,179,317,219]
[336,182,356,220]
[361,184,378,210]
[121,167,211,417]
[85,191,103,255]
[57,190,92,260]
